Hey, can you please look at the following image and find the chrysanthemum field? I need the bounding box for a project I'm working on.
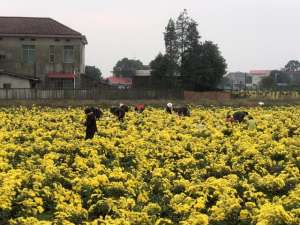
[1,106,300,225]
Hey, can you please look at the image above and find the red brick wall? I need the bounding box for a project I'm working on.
[184,91,231,101]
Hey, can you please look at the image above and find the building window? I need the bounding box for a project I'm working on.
[64,46,74,63]
[3,83,11,89]
[23,45,36,64]
[0,54,5,60]
[49,46,55,63]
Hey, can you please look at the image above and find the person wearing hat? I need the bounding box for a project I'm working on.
[166,102,173,114]
[110,106,126,122]
[120,103,129,112]
[84,107,97,140]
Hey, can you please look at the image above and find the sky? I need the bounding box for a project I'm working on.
[2,0,300,77]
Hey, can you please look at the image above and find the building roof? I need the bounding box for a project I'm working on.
[106,76,132,85]
[0,17,86,42]
[249,70,271,76]
[0,70,39,81]
[135,69,151,77]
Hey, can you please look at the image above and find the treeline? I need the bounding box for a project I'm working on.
[150,9,227,91]
[84,10,228,92]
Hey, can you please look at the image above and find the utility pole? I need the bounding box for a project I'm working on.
[244,73,247,91]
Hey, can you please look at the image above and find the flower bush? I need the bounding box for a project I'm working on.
[0,106,300,224]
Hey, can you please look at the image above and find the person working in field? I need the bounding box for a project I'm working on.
[166,103,173,114]
[226,114,234,124]
[120,103,129,112]
[225,111,248,123]
[173,106,190,116]
[110,106,126,122]
[134,104,145,113]
[232,111,249,123]
[84,107,97,140]
[91,106,103,120]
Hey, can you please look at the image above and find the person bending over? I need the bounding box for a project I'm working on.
[134,104,145,113]
[110,107,126,122]
[166,102,173,114]
[120,103,129,112]
[84,108,97,140]
[233,111,248,123]
[173,106,190,116]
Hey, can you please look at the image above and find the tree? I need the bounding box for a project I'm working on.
[260,76,275,89]
[150,53,169,79]
[176,9,191,63]
[85,66,102,80]
[186,19,200,51]
[164,19,179,63]
[113,58,144,77]
[283,60,300,72]
[181,41,227,91]
[270,70,290,85]
[150,53,178,88]
[164,19,179,75]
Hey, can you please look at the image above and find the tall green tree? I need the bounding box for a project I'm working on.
[85,65,102,80]
[113,58,144,77]
[164,19,179,76]
[164,19,178,63]
[176,9,190,63]
[186,19,200,51]
[150,53,169,79]
[283,60,300,72]
[270,70,290,84]
[150,53,178,88]
[260,76,275,89]
[181,41,227,91]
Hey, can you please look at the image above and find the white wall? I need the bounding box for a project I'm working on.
[0,75,30,88]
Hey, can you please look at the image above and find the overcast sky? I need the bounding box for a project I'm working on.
[2,0,300,76]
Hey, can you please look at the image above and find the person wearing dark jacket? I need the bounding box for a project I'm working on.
[91,107,103,120]
[84,108,97,140]
[233,111,248,123]
[173,106,190,116]
[110,107,126,121]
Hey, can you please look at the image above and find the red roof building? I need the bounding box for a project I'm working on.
[249,70,271,76]
[106,76,132,89]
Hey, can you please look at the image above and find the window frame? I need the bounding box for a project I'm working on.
[22,45,36,64]
[3,83,11,89]
[63,46,74,64]
[49,45,55,64]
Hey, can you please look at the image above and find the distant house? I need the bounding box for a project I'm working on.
[132,69,152,88]
[0,17,87,89]
[248,70,271,88]
[106,76,132,89]
[0,70,39,88]
[225,72,251,90]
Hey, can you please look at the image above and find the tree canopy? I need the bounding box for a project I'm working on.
[85,65,102,80]
[113,58,144,77]
[181,41,227,91]
[150,9,227,91]
[283,60,300,72]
